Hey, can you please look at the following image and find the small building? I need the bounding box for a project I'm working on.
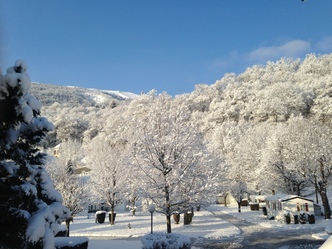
[74,166,91,176]
[88,200,130,213]
[265,194,314,219]
[88,202,110,213]
[253,195,267,203]
[216,193,238,206]
[53,144,61,157]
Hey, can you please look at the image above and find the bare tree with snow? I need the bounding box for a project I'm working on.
[268,117,332,218]
[128,92,221,233]
[85,135,130,225]
[46,139,90,236]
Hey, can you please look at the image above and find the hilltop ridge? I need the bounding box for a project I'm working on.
[30,82,138,107]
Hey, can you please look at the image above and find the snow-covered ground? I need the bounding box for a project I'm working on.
[66,204,331,249]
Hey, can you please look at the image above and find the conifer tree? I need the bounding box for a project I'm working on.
[0,60,69,248]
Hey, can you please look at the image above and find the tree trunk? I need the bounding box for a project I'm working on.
[110,192,115,225]
[314,177,319,204]
[319,189,331,219]
[296,183,301,196]
[65,217,72,237]
[317,158,331,219]
[110,210,116,225]
[166,214,171,233]
[165,185,172,233]
[237,202,241,213]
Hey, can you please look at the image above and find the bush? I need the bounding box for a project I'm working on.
[284,212,291,224]
[108,212,117,223]
[299,212,307,224]
[141,233,191,249]
[184,212,193,225]
[95,211,106,224]
[55,237,89,249]
[250,203,259,211]
[173,213,180,224]
[55,227,68,237]
[293,214,299,224]
[308,213,315,224]
[275,212,284,222]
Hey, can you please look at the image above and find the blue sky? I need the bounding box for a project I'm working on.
[1,1,332,96]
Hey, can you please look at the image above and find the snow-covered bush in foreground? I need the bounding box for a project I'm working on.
[0,60,70,248]
[141,233,192,249]
[54,237,89,249]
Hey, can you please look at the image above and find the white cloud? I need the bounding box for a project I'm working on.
[316,36,332,52]
[246,40,311,63]
[210,58,229,70]
[207,37,332,76]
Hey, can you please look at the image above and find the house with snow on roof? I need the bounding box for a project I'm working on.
[265,194,316,219]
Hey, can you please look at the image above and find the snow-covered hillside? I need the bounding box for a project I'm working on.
[97,89,138,100]
[30,82,138,107]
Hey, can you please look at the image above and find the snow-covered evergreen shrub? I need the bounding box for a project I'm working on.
[95,211,107,224]
[0,60,70,248]
[141,233,191,249]
[55,237,89,249]
[275,211,291,223]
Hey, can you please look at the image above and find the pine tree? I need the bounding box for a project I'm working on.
[0,60,69,249]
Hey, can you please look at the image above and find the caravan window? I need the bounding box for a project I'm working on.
[299,203,309,212]
[272,202,276,211]
[278,202,282,210]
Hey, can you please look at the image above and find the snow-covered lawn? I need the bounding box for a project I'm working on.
[67,205,331,249]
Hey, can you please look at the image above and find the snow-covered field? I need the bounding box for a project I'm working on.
[66,204,331,249]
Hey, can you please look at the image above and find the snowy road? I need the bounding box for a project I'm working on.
[193,210,325,249]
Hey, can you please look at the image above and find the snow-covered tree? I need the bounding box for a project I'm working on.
[85,135,129,225]
[227,123,272,194]
[54,117,89,143]
[128,92,221,233]
[0,60,69,248]
[262,123,310,195]
[261,116,332,218]
[277,117,332,218]
[228,180,248,213]
[46,140,89,236]
[247,82,310,122]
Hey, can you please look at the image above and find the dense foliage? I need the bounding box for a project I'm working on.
[0,60,69,248]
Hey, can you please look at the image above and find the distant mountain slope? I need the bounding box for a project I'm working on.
[30,82,138,107]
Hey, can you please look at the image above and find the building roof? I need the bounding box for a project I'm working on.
[265,194,314,203]
[74,166,91,174]
[54,144,61,149]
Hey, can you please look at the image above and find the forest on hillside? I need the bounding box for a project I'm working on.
[41,53,332,222]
